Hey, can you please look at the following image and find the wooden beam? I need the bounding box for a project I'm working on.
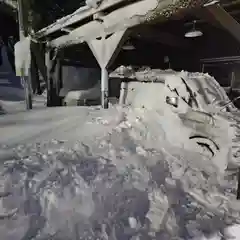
[87,29,128,108]
[36,0,209,47]
[222,0,240,8]
[35,0,130,39]
[50,0,159,48]
[87,29,128,67]
[206,3,240,43]
[191,7,224,29]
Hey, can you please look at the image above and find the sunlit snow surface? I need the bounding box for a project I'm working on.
[1,68,240,239]
[0,105,240,240]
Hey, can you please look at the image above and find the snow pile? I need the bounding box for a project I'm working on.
[0,68,240,239]
[118,69,236,172]
[113,67,230,111]
[0,105,240,239]
[63,81,101,106]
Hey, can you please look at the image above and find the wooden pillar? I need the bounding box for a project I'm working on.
[46,47,62,107]
[17,0,32,110]
[46,49,54,107]
[101,67,109,108]
[237,168,240,199]
[30,44,41,94]
[87,29,129,108]
[25,68,33,110]
[55,59,62,106]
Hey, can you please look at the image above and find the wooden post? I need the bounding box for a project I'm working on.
[101,67,109,109]
[46,48,59,107]
[87,29,129,108]
[45,49,53,107]
[237,167,240,199]
[17,0,32,110]
[55,59,62,106]
[17,0,25,40]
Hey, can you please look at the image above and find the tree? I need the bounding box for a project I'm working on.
[21,0,84,32]
[2,0,84,33]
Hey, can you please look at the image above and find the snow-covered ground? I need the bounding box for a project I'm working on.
[1,69,240,239]
[0,44,25,115]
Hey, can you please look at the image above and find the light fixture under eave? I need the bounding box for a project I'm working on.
[185,20,203,38]
[122,40,135,50]
[185,30,203,38]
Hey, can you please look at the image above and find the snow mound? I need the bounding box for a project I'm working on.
[118,69,236,173]
[0,106,240,239]
[0,68,240,239]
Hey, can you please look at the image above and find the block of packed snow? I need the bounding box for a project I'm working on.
[63,81,101,105]
[14,37,31,77]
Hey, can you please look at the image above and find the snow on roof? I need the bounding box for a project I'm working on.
[35,0,209,48]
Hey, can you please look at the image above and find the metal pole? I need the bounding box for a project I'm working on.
[17,0,32,109]
[101,67,109,109]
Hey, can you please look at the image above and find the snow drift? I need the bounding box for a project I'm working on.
[0,69,240,239]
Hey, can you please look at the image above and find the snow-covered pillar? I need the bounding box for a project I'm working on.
[101,67,109,108]
[14,37,32,110]
[17,0,33,110]
[87,28,129,108]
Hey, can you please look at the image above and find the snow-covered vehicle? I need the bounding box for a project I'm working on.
[113,67,239,173]
[54,65,239,173]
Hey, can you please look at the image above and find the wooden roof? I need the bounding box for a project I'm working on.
[33,0,210,48]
